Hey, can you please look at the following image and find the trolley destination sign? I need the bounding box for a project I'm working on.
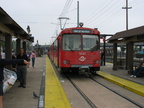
[72,29,92,33]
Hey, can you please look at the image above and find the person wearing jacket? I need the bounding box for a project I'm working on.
[17,49,29,88]
[0,59,29,108]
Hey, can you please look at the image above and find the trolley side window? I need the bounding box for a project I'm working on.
[83,35,99,51]
[62,34,81,51]
[54,40,57,51]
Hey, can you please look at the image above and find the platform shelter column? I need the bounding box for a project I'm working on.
[23,41,26,53]
[113,43,117,70]
[5,34,12,59]
[5,34,12,69]
[125,44,128,70]
[0,36,1,59]
[16,38,21,55]
[127,42,134,72]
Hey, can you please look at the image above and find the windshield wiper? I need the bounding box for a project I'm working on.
[65,43,74,52]
[91,48,94,52]
[90,46,96,52]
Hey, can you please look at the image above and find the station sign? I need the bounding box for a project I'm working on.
[72,29,92,33]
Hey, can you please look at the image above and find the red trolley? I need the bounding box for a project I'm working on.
[48,26,100,75]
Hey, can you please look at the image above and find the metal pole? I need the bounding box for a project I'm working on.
[77,1,79,27]
[126,0,128,30]
[122,0,132,30]
[103,36,106,66]
[122,0,132,69]
[0,41,1,59]
[59,19,62,30]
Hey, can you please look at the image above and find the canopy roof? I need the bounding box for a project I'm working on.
[0,7,32,41]
[108,26,144,43]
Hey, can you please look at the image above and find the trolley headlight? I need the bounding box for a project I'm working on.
[95,60,99,64]
[63,60,67,64]
[63,60,70,65]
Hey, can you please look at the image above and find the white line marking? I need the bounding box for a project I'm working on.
[60,80,65,82]
[39,95,44,107]
[42,72,45,76]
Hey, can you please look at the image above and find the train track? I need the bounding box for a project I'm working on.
[51,61,97,108]
[65,73,143,108]
[50,60,143,108]
[65,74,97,108]
[89,77,143,108]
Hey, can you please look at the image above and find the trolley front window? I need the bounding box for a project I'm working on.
[83,35,99,51]
[63,34,81,51]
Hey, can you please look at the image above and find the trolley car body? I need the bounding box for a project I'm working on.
[49,27,100,74]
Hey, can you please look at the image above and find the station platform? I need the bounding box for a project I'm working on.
[98,63,144,97]
[3,56,46,108]
[3,56,144,108]
[45,57,72,108]
[3,56,72,108]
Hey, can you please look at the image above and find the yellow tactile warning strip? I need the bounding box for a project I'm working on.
[45,57,72,108]
[97,71,144,97]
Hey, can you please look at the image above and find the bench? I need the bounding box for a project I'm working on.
[134,65,144,77]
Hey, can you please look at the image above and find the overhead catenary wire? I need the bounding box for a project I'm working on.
[60,0,73,16]
[60,0,70,16]
[51,0,74,44]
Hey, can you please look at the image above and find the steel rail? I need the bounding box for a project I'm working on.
[65,74,97,108]
[90,77,143,108]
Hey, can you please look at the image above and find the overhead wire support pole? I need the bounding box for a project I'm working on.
[58,17,69,30]
[122,0,132,30]
[77,1,79,27]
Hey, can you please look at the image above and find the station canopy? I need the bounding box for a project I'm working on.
[0,7,33,41]
[108,26,144,43]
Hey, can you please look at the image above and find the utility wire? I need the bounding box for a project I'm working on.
[92,0,125,27]
[97,11,124,29]
[95,0,144,30]
[85,0,122,24]
[63,8,77,15]
[84,0,112,23]
[130,0,144,6]
[85,0,124,26]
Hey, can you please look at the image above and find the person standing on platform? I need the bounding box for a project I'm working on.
[31,51,36,68]
[101,51,104,66]
[0,59,29,108]
[12,54,16,71]
[17,48,29,88]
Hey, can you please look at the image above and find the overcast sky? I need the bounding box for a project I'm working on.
[0,0,144,45]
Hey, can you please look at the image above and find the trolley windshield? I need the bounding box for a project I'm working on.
[63,34,81,51]
[83,35,99,51]
[62,34,99,51]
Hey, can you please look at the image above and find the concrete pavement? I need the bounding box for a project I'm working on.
[100,63,144,85]
[3,56,46,108]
